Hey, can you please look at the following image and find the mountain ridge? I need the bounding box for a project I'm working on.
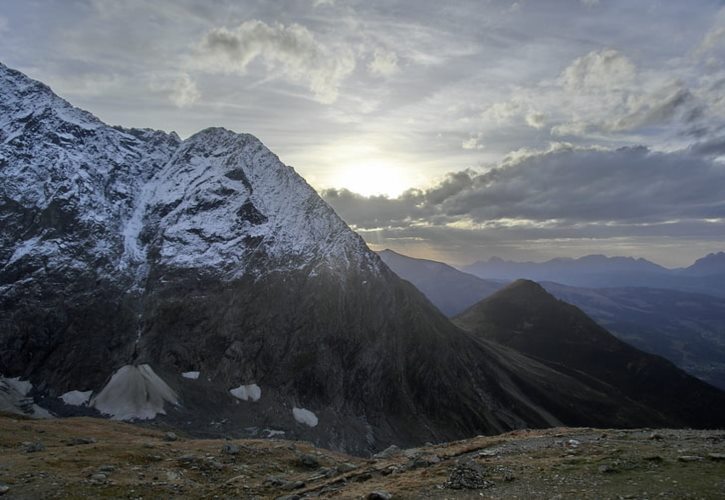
[462,252,725,296]
[381,249,725,390]
[0,62,630,453]
[378,249,502,316]
[454,280,725,429]
[3,62,725,456]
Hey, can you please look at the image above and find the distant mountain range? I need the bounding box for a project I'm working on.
[378,249,501,316]
[380,249,725,390]
[462,252,725,297]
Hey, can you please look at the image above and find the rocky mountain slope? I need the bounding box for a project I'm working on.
[542,282,725,391]
[381,249,725,390]
[1,413,724,499]
[0,63,660,454]
[454,280,725,429]
[2,62,725,456]
[378,249,502,316]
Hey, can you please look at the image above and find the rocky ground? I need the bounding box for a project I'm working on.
[0,413,724,499]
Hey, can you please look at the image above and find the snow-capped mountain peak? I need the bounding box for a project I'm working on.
[0,63,376,291]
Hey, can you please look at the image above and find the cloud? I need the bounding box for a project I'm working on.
[482,99,525,124]
[547,49,707,137]
[559,49,636,93]
[169,73,201,107]
[580,0,600,7]
[525,112,546,129]
[462,134,485,150]
[194,20,355,103]
[149,73,201,108]
[368,48,400,77]
[694,24,725,58]
[606,81,696,131]
[322,145,725,234]
[0,16,8,33]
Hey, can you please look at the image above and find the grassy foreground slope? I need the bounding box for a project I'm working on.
[0,413,724,499]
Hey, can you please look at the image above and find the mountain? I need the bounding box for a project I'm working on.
[463,254,725,297]
[684,252,725,276]
[377,249,725,390]
[454,280,725,428]
[463,254,667,281]
[541,283,725,390]
[2,62,693,454]
[377,249,502,316]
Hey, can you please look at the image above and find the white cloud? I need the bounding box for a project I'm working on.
[525,112,546,129]
[481,99,525,123]
[194,20,356,104]
[559,49,636,93]
[479,100,545,130]
[462,134,485,150]
[581,0,600,7]
[694,25,725,58]
[150,73,200,108]
[550,49,703,136]
[368,48,400,77]
[169,73,201,108]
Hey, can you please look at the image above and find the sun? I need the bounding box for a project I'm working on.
[332,160,412,198]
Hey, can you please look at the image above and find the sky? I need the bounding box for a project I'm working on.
[1,0,724,266]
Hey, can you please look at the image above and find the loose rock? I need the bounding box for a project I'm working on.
[297,453,319,468]
[445,459,492,490]
[598,464,617,474]
[374,445,401,459]
[221,443,240,455]
[24,442,45,453]
[68,437,96,446]
[163,432,178,442]
[337,462,357,473]
[367,491,392,500]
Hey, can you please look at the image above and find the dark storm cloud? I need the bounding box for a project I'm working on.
[323,145,725,231]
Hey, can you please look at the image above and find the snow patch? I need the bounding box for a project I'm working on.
[182,371,200,380]
[3,376,32,396]
[59,390,93,406]
[90,364,178,420]
[262,429,285,438]
[0,376,51,418]
[293,407,318,427]
[229,383,261,402]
